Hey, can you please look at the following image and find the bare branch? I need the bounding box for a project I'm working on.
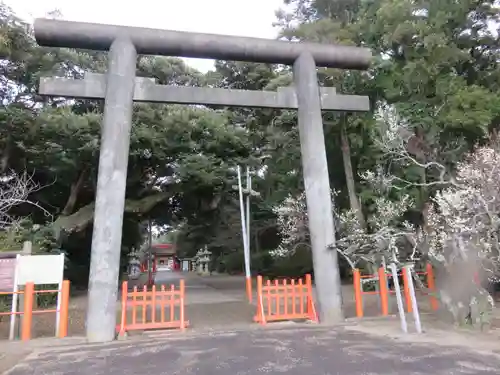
[0,170,52,230]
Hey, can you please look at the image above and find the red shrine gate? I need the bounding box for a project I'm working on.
[150,244,180,271]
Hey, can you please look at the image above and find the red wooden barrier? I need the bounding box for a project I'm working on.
[254,274,318,325]
[0,281,70,340]
[118,280,188,335]
[354,264,438,318]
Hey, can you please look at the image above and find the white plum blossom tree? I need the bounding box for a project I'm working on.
[427,146,500,279]
[271,116,500,327]
[271,191,309,258]
[424,146,500,327]
[271,185,417,269]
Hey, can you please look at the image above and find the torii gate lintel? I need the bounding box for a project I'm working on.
[40,72,370,111]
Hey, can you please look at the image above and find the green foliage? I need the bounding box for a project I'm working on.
[218,250,245,274]
[0,3,257,284]
[0,220,30,251]
[214,247,312,279]
[264,247,313,279]
[2,0,500,286]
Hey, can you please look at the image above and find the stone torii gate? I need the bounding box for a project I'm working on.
[34,18,371,343]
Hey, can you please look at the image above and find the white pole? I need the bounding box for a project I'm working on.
[237,166,249,276]
[404,264,422,333]
[389,263,407,333]
[9,255,20,340]
[245,167,251,275]
[55,253,65,337]
[238,166,252,302]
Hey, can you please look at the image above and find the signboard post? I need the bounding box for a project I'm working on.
[0,257,17,340]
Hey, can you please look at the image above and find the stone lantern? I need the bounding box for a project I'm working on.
[195,247,212,275]
[127,248,141,280]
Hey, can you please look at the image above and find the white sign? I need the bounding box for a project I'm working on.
[16,254,64,285]
[9,254,65,340]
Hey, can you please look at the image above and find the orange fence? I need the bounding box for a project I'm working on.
[353,264,438,318]
[254,274,318,325]
[403,264,439,312]
[353,267,386,318]
[118,280,189,336]
[0,281,70,341]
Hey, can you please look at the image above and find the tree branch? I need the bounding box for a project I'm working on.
[52,192,171,240]
[0,170,52,230]
[61,168,87,216]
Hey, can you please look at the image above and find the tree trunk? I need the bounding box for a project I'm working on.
[409,127,429,209]
[340,121,366,228]
[61,169,87,216]
[340,122,374,288]
[1,137,11,173]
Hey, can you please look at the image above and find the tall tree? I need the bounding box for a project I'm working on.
[275,0,378,227]
[0,5,255,282]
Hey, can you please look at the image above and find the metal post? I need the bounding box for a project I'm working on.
[237,166,251,302]
[245,167,252,302]
[86,37,137,343]
[404,264,423,333]
[293,52,343,323]
[147,218,153,286]
[237,166,249,264]
[245,167,251,268]
[389,263,407,333]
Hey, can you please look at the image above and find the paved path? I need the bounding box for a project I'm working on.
[184,274,439,318]
[154,271,246,305]
[150,271,255,330]
[122,272,435,332]
[7,326,500,374]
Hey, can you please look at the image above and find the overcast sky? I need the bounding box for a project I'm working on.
[4,0,284,72]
